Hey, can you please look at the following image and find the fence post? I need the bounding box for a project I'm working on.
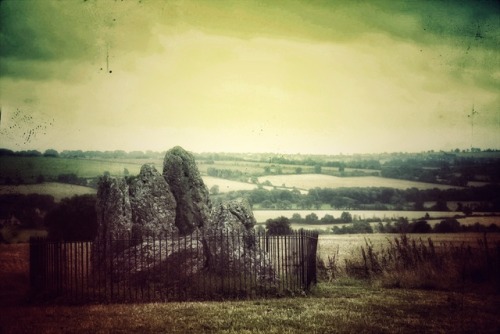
[306,231,319,288]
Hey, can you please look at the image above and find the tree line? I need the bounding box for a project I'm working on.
[213,185,500,213]
[264,215,500,236]
[0,194,97,243]
[0,148,166,159]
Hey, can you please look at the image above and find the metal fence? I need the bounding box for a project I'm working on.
[30,229,318,303]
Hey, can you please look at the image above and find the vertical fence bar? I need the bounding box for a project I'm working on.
[146,236,150,301]
[47,241,51,293]
[103,236,107,301]
[300,230,305,290]
[134,236,138,300]
[258,231,264,296]
[85,241,90,301]
[158,235,163,301]
[130,233,137,301]
[168,231,172,300]
[220,228,224,295]
[189,232,193,298]
[183,233,187,300]
[228,229,232,295]
[285,233,290,292]
[28,229,318,304]
[237,229,242,295]
[140,237,144,300]
[295,231,299,291]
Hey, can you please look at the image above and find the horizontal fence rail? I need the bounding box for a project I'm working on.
[30,230,318,303]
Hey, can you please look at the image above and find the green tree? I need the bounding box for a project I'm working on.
[43,149,59,157]
[431,199,449,211]
[291,213,302,223]
[394,217,410,233]
[261,200,274,209]
[265,216,293,235]
[210,185,220,195]
[305,212,319,224]
[320,214,335,224]
[409,220,431,233]
[351,221,373,233]
[340,211,352,223]
[434,219,461,233]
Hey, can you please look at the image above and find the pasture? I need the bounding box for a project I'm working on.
[203,176,259,192]
[0,182,96,202]
[0,156,146,181]
[257,174,463,191]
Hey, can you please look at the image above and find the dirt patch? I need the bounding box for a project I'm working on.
[0,244,30,306]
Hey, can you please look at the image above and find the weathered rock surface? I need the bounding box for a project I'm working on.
[163,146,211,235]
[95,146,277,289]
[94,175,133,266]
[205,198,276,282]
[129,164,177,239]
[95,175,133,242]
[208,198,256,232]
[112,233,205,282]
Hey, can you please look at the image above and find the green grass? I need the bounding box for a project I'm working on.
[0,156,380,184]
[1,237,500,333]
[0,156,148,182]
[1,283,498,333]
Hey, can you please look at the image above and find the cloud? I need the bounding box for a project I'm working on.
[0,0,498,153]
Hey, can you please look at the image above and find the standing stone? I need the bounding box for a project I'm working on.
[95,174,133,241]
[208,197,257,247]
[206,198,276,284]
[129,164,177,239]
[94,174,133,268]
[163,146,211,235]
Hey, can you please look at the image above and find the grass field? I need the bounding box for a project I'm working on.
[0,182,97,202]
[203,176,259,192]
[0,156,147,181]
[257,174,463,191]
[317,233,500,265]
[1,238,499,333]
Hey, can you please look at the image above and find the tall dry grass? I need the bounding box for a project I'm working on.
[318,234,500,291]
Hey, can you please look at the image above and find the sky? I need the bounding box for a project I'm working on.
[0,0,499,155]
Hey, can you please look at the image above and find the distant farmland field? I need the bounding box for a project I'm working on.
[257,174,463,191]
[203,176,258,192]
[0,183,96,202]
[317,233,500,264]
[0,156,145,181]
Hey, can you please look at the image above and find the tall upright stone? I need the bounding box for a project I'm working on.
[94,174,133,267]
[95,174,133,241]
[129,164,177,239]
[163,146,211,235]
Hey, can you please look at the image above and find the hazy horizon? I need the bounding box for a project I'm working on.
[1,1,499,155]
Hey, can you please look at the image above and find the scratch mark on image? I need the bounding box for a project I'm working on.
[0,107,55,146]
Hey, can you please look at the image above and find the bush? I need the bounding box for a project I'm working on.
[265,216,293,235]
[434,218,461,233]
[45,194,97,241]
